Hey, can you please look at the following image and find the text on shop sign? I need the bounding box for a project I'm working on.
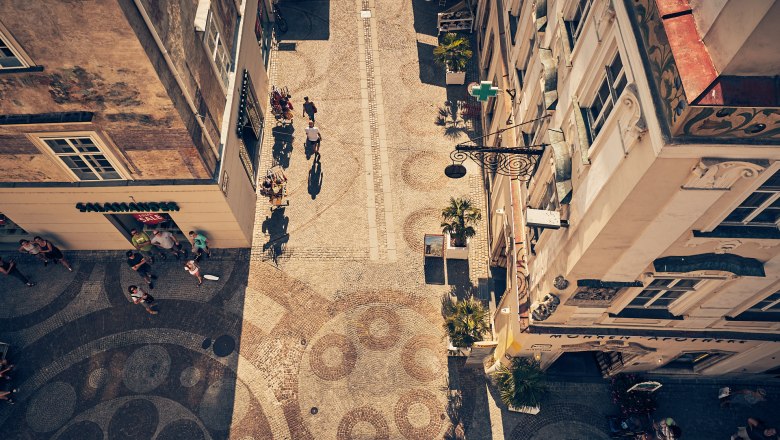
[75,202,180,213]
[549,335,748,343]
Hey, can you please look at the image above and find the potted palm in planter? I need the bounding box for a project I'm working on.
[441,197,481,260]
[434,33,472,85]
[443,295,490,355]
[493,357,547,414]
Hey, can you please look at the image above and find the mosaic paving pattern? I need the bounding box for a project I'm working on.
[0,0,489,438]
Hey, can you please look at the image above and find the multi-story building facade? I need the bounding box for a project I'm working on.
[0,0,275,249]
[476,0,780,376]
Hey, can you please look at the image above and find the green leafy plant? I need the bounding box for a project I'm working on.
[493,357,548,409]
[433,33,473,73]
[610,373,658,415]
[443,295,490,348]
[441,197,482,247]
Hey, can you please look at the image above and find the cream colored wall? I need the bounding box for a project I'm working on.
[486,0,780,361]
[691,0,780,75]
[218,0,269,244]
[0,185,250,250]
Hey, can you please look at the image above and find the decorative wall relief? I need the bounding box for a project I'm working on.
[676,107,780,141]
[682,158,767,190]
[565,286,622,307]
[531,293,559,321]
[627,0,687,133]
[619,84,647,153]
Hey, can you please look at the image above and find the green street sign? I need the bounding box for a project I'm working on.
[469,81,499,101]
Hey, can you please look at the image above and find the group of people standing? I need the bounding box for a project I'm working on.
[126,229,212,315]
[0,236,72,287]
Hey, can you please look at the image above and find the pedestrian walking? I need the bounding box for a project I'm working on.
[151,230,187,259]
[188,231,211,262]
[0,359,13,381]
[130,228,163,262]
[33,236,72,272]
[18,239,48,265]
[305,120,321,157]
[128,285,158,315]
[302,96,318,122]
[126,250,154,289]
[184,260,203,286]
[0,255,35,287]
[0,389,18,404]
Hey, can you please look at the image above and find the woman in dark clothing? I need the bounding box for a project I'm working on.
[33,236,72,272]
[0,255,35,287]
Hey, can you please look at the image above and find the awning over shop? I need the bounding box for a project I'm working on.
[653,253,765,277]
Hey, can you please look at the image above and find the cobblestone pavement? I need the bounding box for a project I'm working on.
[0,0,491,439]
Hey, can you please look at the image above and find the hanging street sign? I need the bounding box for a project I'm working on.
[469,81,499,102]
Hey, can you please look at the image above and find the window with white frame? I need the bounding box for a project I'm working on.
[39,135,124,181]
[565,0,593,48]
[0,33,28,69]
[585,53,627,143]
[616,277,702,319]
[719,169,780,229]
[730,289,780,322]
[205,9,231,88]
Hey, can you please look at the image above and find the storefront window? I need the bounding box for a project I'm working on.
[662,351,730,372]
[237,69,264,187]
[0,213,27,238]
[254,0,273,69]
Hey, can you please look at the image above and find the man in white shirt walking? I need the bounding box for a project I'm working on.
[305,120,321,158]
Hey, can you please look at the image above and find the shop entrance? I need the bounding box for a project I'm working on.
[105,213,186,244]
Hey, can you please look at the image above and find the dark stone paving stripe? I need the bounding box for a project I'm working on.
[7,299,247,384]
[0,262,94,331]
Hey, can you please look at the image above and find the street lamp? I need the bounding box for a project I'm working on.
[444,114,551,181]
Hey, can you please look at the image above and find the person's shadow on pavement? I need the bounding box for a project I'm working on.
[308,158,323,199]
[272,125,295,169]
[262,208,290,265]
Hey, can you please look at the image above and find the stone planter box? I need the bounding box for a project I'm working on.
[445,232,469,260]
[446,70,466,85]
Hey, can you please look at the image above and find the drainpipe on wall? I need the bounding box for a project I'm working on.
[132,0,220,164]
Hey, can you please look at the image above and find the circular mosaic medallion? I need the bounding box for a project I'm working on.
[26,381,77,433]
[108,399,159,440]
[401,152,449,191]
[401,335,444,382]
[88,367,110,389]
[122,345,171,393]
[402,209,441,253]
[337,406,390,440]
[309,333,357,381]
[156,419,207,440]
[355,306,402,351]
[55,420,103,440]
[393,389,444,440]
[180,366,202,388]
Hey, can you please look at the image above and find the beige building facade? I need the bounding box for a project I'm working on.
[0,0,275,250]
[475,0,780,376]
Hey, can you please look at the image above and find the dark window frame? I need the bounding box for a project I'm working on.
[564,0,593,49]
[584,52,627,143]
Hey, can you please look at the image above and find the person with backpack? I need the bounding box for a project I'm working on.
[302,96,318,122]
[128,285,158,315]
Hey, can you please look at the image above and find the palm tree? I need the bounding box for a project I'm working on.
[493,357,548,409]
[443,295,490,348]
[433,33,473,72]
[441,197,482,247]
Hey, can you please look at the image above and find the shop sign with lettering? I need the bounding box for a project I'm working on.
[133,213,167,224]
[75,202,180,213]
[548,334,749,344]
